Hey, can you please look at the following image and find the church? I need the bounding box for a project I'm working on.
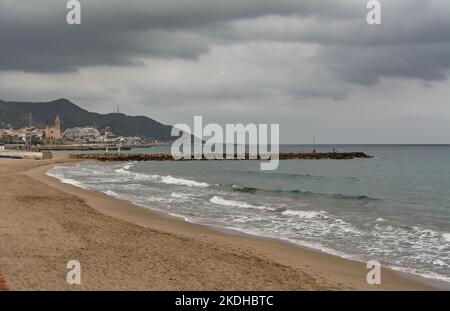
[44,115,63,144]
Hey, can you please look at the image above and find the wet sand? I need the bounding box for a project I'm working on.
[0,154,438,290]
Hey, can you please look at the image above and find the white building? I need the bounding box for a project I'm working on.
[63,127,101,143]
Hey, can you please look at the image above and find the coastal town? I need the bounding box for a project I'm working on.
[0,115,147,147]
[0,115,162,159]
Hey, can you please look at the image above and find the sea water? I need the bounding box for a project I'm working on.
[48,145,450,283]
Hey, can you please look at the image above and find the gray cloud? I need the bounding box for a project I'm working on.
[0,0,450,143]
[1,0,448,84]
[0,0,357,72]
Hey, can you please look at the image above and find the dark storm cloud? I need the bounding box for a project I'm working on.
[0,0,449,88]
[320,43,450,85]
[313,0,450,85]
[0,0,357,72]
[207,0,450,85]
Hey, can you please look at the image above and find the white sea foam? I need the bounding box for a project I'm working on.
[283,209,361,235]
[102,190,119,197]
[222,221,450,284]
[433,259,447,267]
[442,232,450,242]
[170,192,191,199]
[115,163,134,173]
[47,171,89,190]
[59,178,88,189]
[411,226,441,239]
[122,163,134,170]
[157,175,209,187]
[373,224,448,246]
[210,196,269,210]
[111,163,209,188]
[390,266,450,283]
[282,210,328,219]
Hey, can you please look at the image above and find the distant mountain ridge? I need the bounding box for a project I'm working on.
[0,98,174,140]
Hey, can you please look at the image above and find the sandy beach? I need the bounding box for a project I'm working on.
[0,154,438,290]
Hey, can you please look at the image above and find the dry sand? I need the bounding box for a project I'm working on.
[0,154,438,290]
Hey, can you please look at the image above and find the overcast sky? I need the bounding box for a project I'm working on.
[1,0,449,143]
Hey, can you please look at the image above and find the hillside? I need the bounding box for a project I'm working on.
[0,98,174,141]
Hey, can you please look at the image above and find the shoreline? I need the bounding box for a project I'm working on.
[0,155,444,290]
[33,158,446,290]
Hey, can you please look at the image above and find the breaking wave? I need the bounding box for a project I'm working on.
[156,175,209,187]
[112,164,210,188]
[47,171,89,189]
[281,210,329,219]
[210,196,272,210]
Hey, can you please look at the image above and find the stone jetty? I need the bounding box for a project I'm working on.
[70,152,372,162]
